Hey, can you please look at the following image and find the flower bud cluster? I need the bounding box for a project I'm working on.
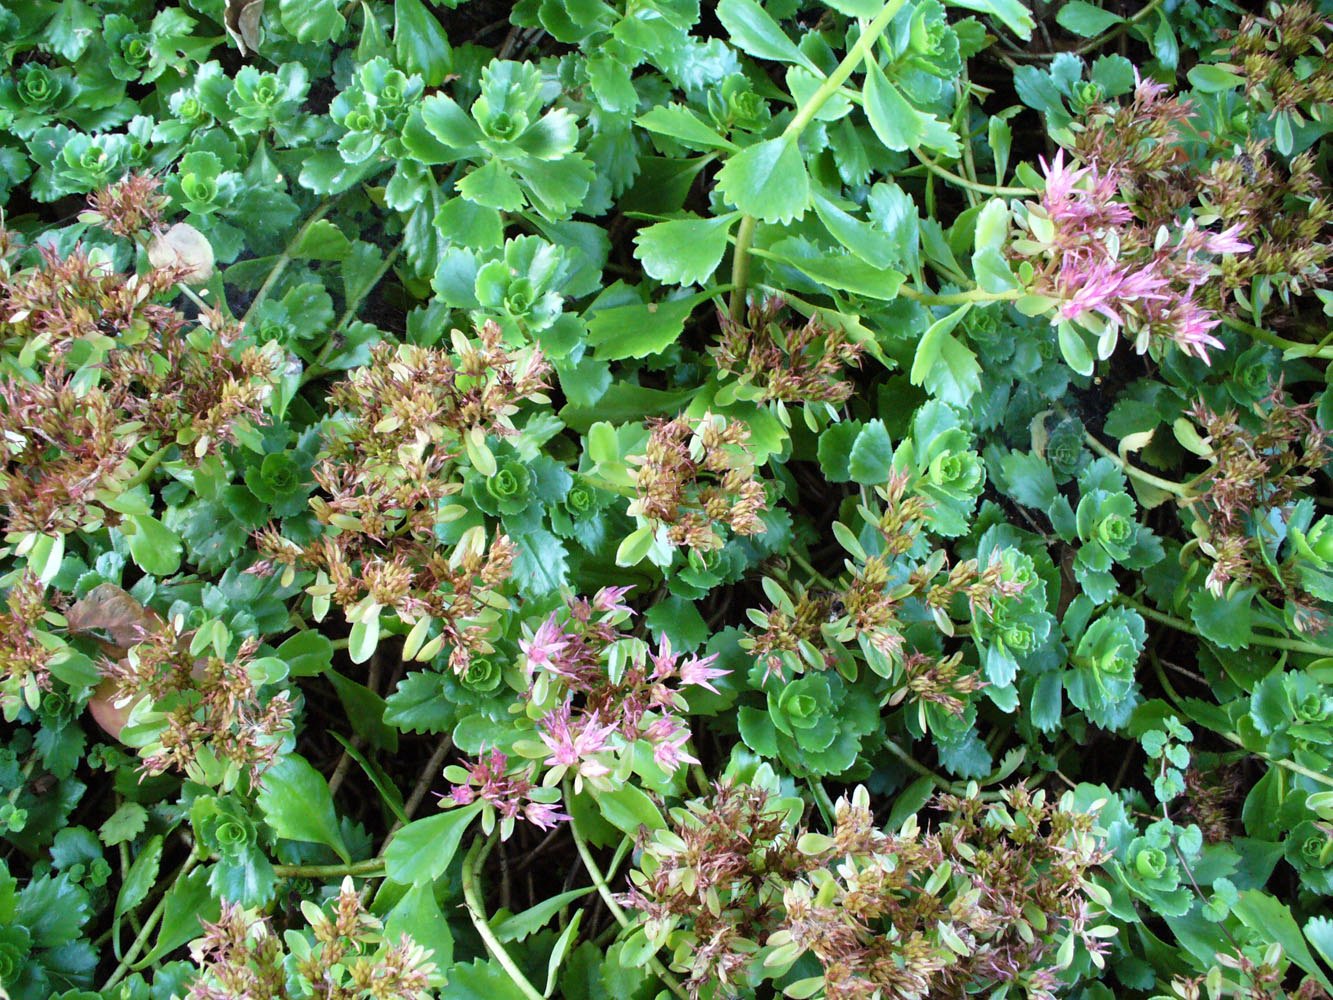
[627,781,1108,999]
[713,296,863,405]
[627,412,768,552]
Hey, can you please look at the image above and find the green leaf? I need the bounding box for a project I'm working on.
[818,421,862,483]
[512,528,571,598]
[330,733,408,824]
[1235,891,1333,991]
[862,60,924,152]
[546,911,583,996]
[447,959,534,1000]
[635,105,737,152]
[100,802,149,846]
[1305,916,1333,977]
[591,784,666,835]
[256,755,351,863]
[384,805,482,885]
[1187,64,1245,93]
[293,219,353,261]
[1189,587,1255,651]
[634,215,736,286]
[824,0,883,15]
[947,0,1035,39]
[1054,1,1123,37]
[848,420,894,485]
[327,672,398,751]
[910,304,971,385]
[115,836,163,920]
[717,0,818,70]
[386,884,455,968]
[492,887,594,942]
[45,0,99,60]
[278,0,343,41]
[126,513,182,577]
[616,525,656,567]
[348,614,380,664]
[761,246,905,300]
[1056,321,1094,377]
[813,189,900,269]
[715,138,810,224]
[395,0,452,86]
[419,94,483,151]
[586,289,715,359]
[137,866,220,968]
[276,631,334,677]
[279,0,345,42]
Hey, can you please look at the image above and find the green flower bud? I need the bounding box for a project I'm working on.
[17,64,56,107]
[216,818,251,851]
[1310,517,1333,564]
[0,926,31,982]
[1135,845,1169,880]
[461,657,503,693]
[260,452,300,496]
[178,97,206,123]
[118,33,153,69]
[1001,623,1036,654]
[1070,81,1105,114]
[565,483,595,517]
[1300,830,1333,868]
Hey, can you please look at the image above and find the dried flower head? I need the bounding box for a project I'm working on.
[713,296,863,406]
[626,412,768,552]
[627,782,1108,999]
[188,881,437,1000]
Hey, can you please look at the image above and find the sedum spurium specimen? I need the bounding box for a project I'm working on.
[0,0,1332,999]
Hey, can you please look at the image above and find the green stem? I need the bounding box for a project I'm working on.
[1074,0,1166,51]
[120,445,172,492]
[910,146,1036,197]
[1222,314,1333,359]
[1116,594,1333,658]
[101,850,202,991]
[896,284,1023,306]
[1081,430,1195,498]
[241,200,336,328]
[788,550,837,590]
[272,857,385,879]
[462,834,546,1000]
[807,778,837,828]
[728,0,910,322]
[300,237,405,386]
[728,215,758,323]
[883,736,955,792]
[1215,732,1333,789]
[565,788,691,1000]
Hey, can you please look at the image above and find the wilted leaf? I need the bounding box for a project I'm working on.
[148,223,216,285]
[224,0,265,54]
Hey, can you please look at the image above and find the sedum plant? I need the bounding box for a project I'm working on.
[0,0,1332,999]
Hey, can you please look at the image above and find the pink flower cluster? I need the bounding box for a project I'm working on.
[519,586,729,781]
[1035,150,1250,363]
[446,749,568,831]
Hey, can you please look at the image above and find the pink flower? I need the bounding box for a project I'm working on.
[1039,150,1131,233]
[1205,224,1252,256]
[1169,300,1224,363]
[520,613,571,674]
[677,653,729,694]
[649,635,678,681]
[523,801,569,830]
[539,702,616,778]
[644,717,699,776]
[593,585,634,614]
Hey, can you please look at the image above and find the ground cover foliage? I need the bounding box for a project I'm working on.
[2,0,1333,996]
